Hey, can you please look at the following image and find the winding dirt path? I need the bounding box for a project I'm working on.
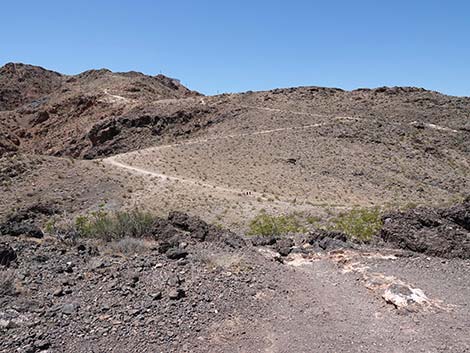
[103,104,460,208]
[103,112,359,207]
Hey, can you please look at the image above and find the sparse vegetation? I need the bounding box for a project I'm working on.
[326,207,382,241]
[47,209,156,242]
[306,215,321,225]
[247,211,306,237]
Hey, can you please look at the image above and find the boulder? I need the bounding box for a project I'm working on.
[274,238,294,256]
[306,229,351,250]
[380,199,470,259]
[0,243,16,266]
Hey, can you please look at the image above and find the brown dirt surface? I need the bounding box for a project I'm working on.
[1,63,470,352]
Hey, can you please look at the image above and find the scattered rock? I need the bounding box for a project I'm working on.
[0,203,59,238]
[382,283,430,309]
[34,339,50,350]
[151,292,163,300]
[157,236,181,254]
[31,111,50,125]
[306,229,351,250]
[61,303,79,315]
[53,287,64,297]
[167,211,209,241]
[0,221,43,238]
[0,319,16,329]
[251,236,277,246]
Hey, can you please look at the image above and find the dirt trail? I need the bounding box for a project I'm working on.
[206,250,470,353]
[104,157,346,209]
[106,114,358,155]
[240,105,461,134]
[103,89,132,103]
[103,102,460,213]
[103,113,359,208]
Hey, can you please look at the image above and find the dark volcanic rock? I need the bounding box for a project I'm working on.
[0,221,43,238]
[157,235,182,254]
[88,120,121,145]
[165,211,245,248]
[168,288,186,300]
[274,238,294,256]
[0,243,16,266]
[31,111,50,125]
[0,203,59,238]
[380,199,470,259]
[168,211,209,241]
[221,232,246,249]
[441,197,470,232]
[251,236,277,246]
[306,229,351,250]
[166,247,188,260]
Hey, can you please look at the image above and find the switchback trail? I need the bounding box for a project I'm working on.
[103,112,359,208]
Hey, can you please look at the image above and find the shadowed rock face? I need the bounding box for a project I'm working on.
[0,203,60,239]
[380,198,470,259]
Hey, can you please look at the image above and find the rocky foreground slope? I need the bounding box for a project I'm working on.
[1,200,470,352]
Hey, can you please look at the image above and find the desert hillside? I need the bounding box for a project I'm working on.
[1,63,469,353]
[0,63,200,157]
[1,64,469,226]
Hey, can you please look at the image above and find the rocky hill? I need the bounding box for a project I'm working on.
[0,63,201,157]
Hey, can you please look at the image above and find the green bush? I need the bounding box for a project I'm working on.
[47,209,156,242]
[328,207,382,241]
[247,211,305,237]
[75,209,155,241]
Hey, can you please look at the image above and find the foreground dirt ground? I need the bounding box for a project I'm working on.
[1,234,469,353]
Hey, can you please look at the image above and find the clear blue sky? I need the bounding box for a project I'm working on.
[1,0,469,96]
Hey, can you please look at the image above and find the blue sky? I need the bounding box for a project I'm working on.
[1,0,469,96]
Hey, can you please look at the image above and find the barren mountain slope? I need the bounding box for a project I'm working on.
[0,63,200,157]
[0,63,63,111]
[1,64,469,229]
[108,88,470,223]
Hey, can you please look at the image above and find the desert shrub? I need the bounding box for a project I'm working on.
[306,215,321,225]
[327,207,382,241]
[45,215,78,241]
[47,209,156,242]
[75,209,155,241]
[247,211,305,237]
